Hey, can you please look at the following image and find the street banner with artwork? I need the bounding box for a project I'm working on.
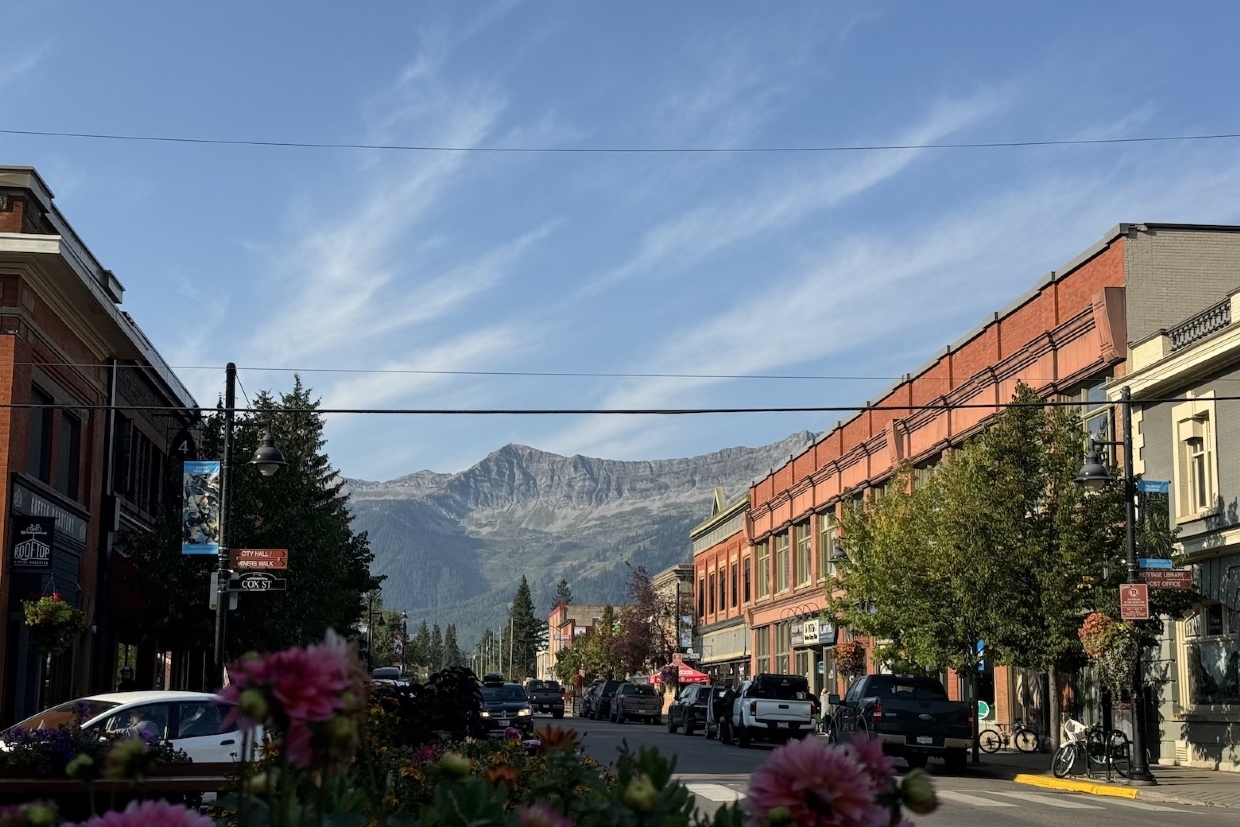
[182,460,222,555]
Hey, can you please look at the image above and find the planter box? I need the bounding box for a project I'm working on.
[0,762,233,816]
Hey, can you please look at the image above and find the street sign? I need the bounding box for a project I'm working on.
[228,548,289,570]
[208,572,239,610]
[1139,569,1193,590]
[1119,583,1150,620]
[1136,479,1170,494]
[1139,557,1173,570]
[228,572,288,592]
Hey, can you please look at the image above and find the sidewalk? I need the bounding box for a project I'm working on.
[967,749,1240,808]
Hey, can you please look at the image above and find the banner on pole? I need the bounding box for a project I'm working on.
[182,460,222,555]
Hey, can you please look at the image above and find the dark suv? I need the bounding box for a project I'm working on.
[524,680,565,718]
[479,672,534,736]
[667,684,711,735]
[585,679,624,720]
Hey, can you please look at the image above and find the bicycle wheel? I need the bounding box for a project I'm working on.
[978,729,1002,753]
[1014,727,1040,754]
[1051,744,1076,778]
[1108,731,1131,778]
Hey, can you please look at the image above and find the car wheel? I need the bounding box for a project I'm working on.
[905,754,929,770]
[552,711,564,720]
[667,714,678,733]
[683,719,695,736]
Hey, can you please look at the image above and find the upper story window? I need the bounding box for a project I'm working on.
[718,568,726,613]
[755,541,770,599]
[1061,379,1113,445]
[795,522,812,586]
[27,386,54,484]
[57,412,81,500]
[774,533,790,593]
[742,557,751,604]
[818,510,837,581]
[698,579,706,619]
[730,563,738,608]
[1172,396,1219,521]
[708,573,716,615]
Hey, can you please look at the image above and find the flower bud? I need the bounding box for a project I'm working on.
[23,803,57,827]
[65,753,96,779]
[765,806,793,826]
[900,768,938,815]
[623,774,658,813]
[438,751,471,778]
[238,688,270,721]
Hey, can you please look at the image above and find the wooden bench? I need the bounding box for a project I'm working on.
[0,763,233,815]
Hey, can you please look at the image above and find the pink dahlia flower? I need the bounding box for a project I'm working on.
[844,733,896,786]
[517,803,574,827]
[282,720,316,770]
[74,800,214,827]
[744,737,888,827]
[221,630,357,725]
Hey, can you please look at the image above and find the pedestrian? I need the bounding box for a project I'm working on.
[820,685,835,737]
[117,665,138,692]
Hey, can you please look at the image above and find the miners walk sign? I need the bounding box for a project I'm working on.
[11,516,55,568]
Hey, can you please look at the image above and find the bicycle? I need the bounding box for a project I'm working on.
[1051,720,1130,779]
[978,721,1040,754]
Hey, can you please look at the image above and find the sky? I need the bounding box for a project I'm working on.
[4,1,1240,481]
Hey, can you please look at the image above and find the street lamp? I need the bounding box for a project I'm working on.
[1073,385,1155,784]
[213,362,287,688]
[400,611,408,677]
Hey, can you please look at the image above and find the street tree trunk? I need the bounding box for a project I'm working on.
[1048,667,1061,752]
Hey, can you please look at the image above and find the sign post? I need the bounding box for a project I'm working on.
[1119,583,1150,620]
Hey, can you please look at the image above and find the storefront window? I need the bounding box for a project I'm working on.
[1185,603,1240,706]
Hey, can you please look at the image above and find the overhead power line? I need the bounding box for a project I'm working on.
[3,127,1240,154]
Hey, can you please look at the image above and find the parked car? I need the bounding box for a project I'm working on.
[705,684,736,740]
[524,680,565,718]
[667,684,711,735]
[610,682,661,724]
[3,691,257,763]
[585,679,624,720]
[478,673,534,737]
[831,674,971,772]
[370,666,408,688]
[727,674,815,747]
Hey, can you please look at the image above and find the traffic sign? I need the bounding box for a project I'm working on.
[228,572,288,592]
[229,548,288,570]
[1139,569,1193,590]
[1119,583,1150,620]
[1139,557,1173,570]
[1136,479,1170,494]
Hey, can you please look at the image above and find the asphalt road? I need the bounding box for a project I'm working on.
[565,716,1229,827]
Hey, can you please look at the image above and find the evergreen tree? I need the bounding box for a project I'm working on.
[443,624,461,669]
[429,623,444,673]
[125,376,377,662]
[553,579,573,607]
[412,621,431,672]
[504,577,543,681]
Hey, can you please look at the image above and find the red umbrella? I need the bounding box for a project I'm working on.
[648,664,710,684]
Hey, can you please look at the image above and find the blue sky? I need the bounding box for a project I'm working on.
[4,1,1240,481]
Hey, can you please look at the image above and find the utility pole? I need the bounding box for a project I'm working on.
[211,364,236,688]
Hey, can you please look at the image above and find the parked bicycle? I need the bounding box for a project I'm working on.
[978,721,1040,754]
[1051,719,1131,779]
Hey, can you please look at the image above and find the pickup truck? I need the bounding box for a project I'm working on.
[831,675,972,772]
[727,673,815,747]
[610,682,662,724]
[524,680,565,718]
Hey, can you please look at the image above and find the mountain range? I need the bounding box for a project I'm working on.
[343,431,818,646]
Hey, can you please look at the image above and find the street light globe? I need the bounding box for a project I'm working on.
[250,433,287,477]
[1074,449,1111,491]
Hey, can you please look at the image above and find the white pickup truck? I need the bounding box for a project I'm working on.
[725,673,816,747]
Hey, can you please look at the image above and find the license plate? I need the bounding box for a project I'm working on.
[497,720,509,727]
[778,722,789,729]
[916,736,933,745]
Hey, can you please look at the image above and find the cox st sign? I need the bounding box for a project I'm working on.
[228,572,288,592]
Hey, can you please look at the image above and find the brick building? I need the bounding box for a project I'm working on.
[690,487,751,684]
[741,223,1240,739]
[0,166,198,724]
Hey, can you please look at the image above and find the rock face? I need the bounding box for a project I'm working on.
[346,431,817,645]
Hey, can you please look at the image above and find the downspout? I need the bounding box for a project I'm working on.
[90,358,119,693]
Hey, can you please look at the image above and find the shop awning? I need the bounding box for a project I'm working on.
[648,664,710,685]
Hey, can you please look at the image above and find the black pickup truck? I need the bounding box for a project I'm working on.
[831,675,971,772]
[524,680,565,718]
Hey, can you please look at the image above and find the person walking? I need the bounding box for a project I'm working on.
[820,685,835,738]
[117,665,138,692]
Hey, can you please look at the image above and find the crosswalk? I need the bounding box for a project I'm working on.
[683,783,1199,815]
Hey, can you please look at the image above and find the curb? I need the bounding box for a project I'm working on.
[1014,773,1138,799]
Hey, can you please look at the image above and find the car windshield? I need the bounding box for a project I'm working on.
[529,681,560,692]
[629,684,655,696]
[752,676,811,700]
[481,686,527,703]
[601,680,623,695]
[7,699,120,733]
[866,678,949,701]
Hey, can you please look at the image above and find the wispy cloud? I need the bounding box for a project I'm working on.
[0,47,45,91]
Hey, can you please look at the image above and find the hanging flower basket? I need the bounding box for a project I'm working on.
[834,640,867,677]
[21,593,88,654]
[1078,612,1138,693]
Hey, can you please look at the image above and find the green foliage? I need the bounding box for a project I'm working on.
[615,565,677,674]
[502,577,544,681]
[554,605,623,682]
[20,593,88,654]
[553,578,572,608]
[429,625,444,674]
[124,376,377,658]
[830,383,1165,676]
[363,590,407,670]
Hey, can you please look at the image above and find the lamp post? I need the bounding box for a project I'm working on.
[400,611,408,676]
[1074,385,1156,784]
[213,362,286,688]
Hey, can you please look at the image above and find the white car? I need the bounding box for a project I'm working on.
[4,690,257,763]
